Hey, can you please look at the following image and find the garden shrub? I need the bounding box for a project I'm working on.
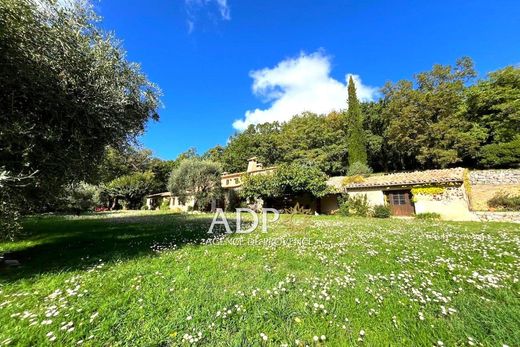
[140,205,149,210]
[349,194,370,217]
[282,203,313,215]
[338,202,350,216]
[372,204,391,218]
[58,183,99,214]
[159,199,170,211]
[339,194,370,217]
[416,212,441,220]
[488,192,520,211]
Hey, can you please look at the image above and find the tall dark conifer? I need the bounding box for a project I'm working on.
[346,76,368,166]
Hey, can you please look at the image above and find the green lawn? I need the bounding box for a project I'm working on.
[1,212,519,346]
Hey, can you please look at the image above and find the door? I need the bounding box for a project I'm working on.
[386,190,415,216]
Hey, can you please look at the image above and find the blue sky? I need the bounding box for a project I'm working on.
[96,0,520,160]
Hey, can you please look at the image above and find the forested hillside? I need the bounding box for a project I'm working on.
[207,58,520,175]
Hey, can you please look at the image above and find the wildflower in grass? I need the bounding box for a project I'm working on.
[313,336,319,342]
[260,332,268,341]
[186,315,192,321]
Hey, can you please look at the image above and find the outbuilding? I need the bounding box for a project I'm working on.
[323,168,476,221]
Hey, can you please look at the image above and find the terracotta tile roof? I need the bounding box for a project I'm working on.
[329,168,465,190]
[326,176,346,191]
[146,192,172,198]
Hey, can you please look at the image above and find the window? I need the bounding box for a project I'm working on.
[234,178,240,184]
[391,192,406,205]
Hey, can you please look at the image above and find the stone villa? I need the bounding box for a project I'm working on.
[146,158,520,222]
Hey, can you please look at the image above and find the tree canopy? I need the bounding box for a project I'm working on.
[0,0,161,194]
[0,0,161,238]
[209,58,519,174]
[241,163,330,200]
[168,159,223,211]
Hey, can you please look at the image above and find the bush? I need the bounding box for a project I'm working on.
[347,162,373,176]
[349,195,370,217]
[282,202,313,215]
[416,212,441,220]
[372,205,391,218]
[488,192,520,211]
[140,205,149,211]
[159,199,170,211]
[58,183,99,214]
[339,194,370,217]
[338,202,350,216]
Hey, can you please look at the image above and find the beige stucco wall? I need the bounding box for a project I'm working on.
[346,184,477,221]
[414,185,477,221]
[415,199,476,221]
[169,196,195,212]
[348,189,385,206]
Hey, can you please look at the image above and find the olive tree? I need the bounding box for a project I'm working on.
[0,0,161,232]
[168,159,223,211]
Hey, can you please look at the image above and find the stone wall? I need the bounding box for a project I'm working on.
[414,185,476,221]
[473,212,520,223]
[469,169,520,185]
[469,169,520,211]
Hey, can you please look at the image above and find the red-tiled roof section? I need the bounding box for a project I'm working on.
[344,168,465,189]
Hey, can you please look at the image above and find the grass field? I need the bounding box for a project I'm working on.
[0,211,519,346]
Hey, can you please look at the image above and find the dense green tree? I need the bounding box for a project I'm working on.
[465,66,520,167]
[97,147,155,183]
[466,66,520,144]
[221,123,282,173]
[168,159,222,211]
[383,57,487,168]
[346,76,368,167]
[202,145,225,163]
[0,0,160,213]
[279,112,348,175]
[241,163,330,200]
[478,136,520,168]
[106,171,156,210]
[57,183,99,214]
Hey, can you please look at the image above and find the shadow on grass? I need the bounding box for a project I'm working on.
[1,213,231,282]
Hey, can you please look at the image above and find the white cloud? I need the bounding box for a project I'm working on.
[185,0,231,32]
[215,0,231,20]
[233,52,379,131]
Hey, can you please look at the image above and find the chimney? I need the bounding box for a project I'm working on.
[247,157,259,173]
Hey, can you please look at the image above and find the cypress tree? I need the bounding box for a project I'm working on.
[346,76,368,166]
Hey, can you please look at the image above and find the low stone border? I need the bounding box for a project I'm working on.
[473,211,520,223]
